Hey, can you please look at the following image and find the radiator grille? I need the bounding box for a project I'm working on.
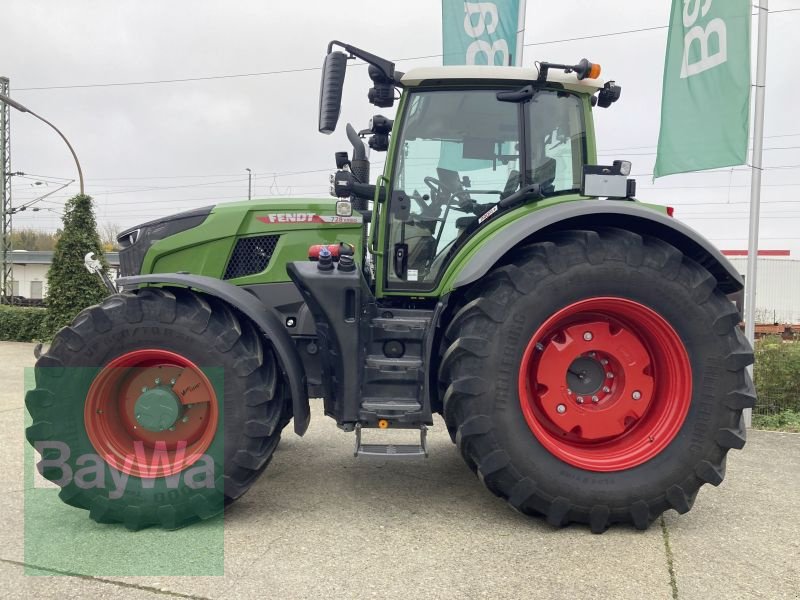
[223,235,279,280]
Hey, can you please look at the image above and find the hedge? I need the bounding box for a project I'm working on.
[0,305,52,342]
[753,336,800,415]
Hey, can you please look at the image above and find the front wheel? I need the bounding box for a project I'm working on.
[439,228,755,532]
[25,288,287,530]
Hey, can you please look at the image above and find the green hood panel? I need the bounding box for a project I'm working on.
[141,197,364,283]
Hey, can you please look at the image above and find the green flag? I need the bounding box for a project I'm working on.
[441,0,525,66]
[654,0,751,178]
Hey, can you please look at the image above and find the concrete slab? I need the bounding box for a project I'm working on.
[3,340,798,599]
[1,341,35,411]
[664,430,800,600]
[0,560,186,599]
[1,407,25,493]
[96,413,671,600]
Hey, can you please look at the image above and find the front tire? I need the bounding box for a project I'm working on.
[439,228,755,532]
[25,288,287,530]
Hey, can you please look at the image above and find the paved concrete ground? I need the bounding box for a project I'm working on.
[0,340,797,599]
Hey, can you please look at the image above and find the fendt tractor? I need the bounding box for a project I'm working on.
[26,41,755,533]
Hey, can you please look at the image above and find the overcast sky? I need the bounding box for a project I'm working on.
[3,0,799,253]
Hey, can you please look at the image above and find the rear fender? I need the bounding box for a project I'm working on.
[451,200,743,294]
[117,274,310,435]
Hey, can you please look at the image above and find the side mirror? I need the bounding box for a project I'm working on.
[318,51,348,134]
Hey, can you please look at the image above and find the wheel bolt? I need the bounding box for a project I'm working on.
[632,390,642,400]
[556,404,566,414]
[606,373,614,379]
[567,389,573,395]
[591,395,599,403]
[141,387,148,393]
[535,342,544,351]
[583,331,593,341]
[601,359,608,365]
[576,397,584,404]
[155,378,160,385]
[181,416,189,423]
[168,426,176,431]
[603,386,611,393]
[589,351,596,358]
[170,378,176,385]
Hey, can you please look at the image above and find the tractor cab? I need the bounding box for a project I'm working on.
[320,41,626,294]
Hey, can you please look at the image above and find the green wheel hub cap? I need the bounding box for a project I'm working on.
[134,387,181,432]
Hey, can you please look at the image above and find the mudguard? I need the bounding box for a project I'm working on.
[116,273,310,435]
[452,200,744,294]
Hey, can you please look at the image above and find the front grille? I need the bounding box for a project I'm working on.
[223,235,280,280]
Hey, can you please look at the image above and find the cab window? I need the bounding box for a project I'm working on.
[385,88,586,289]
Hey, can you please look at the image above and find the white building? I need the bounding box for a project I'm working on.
[6,250,119,299]
[726,257,800,324]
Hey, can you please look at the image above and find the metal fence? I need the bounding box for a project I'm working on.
[753,336,800,417]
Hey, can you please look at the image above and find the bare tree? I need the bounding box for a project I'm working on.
[99,221,122,251]
[11,228,60,251]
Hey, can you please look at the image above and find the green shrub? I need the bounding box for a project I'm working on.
[0,305,51,342]
[752,410,800,433]
[44,194,109,333]
[753,336,800,415]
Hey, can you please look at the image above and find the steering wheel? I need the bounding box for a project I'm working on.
[423,176,443,196]
[424,175,473,210]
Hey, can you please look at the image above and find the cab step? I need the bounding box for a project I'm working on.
[354,424,429,458]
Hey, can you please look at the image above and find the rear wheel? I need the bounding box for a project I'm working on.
[439,228,755,532]
[26,288,288,529]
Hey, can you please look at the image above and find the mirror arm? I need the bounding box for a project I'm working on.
[328,40,399,84]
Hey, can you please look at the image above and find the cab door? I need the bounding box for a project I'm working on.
[377,87,522,295]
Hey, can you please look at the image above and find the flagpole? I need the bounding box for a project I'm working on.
[744,0,769,428]
[515,0,527,65]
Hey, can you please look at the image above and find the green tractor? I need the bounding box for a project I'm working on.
[26,41,754,533]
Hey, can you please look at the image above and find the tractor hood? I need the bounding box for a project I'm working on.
[120,197,363,283]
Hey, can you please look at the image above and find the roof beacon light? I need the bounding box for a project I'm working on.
[575,59,601,81]
[537,59,601,83]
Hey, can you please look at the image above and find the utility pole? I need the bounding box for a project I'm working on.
[246,168,252,200]
[0,77,13,304]
[743,1,769,428]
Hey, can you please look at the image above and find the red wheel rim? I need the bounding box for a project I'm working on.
[518,297,692,472]
[85,349,219,478]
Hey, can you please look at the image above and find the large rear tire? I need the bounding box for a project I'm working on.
[439,228,755,532]
[25,288,288,530]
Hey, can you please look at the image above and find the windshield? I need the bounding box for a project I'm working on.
[387,88,586,288]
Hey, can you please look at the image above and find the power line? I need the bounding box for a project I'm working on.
[600,145,800,157]
[10,163,385,187]
[638,181,800,190]
[15,9,799,92]
[600,132,800,153]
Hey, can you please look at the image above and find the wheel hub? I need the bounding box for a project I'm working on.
[566,356,605,395]
[134,386,181,432]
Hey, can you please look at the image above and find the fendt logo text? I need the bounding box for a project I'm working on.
[256,213,361,225]
[258,213,319,224]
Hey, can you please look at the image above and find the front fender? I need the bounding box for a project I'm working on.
[116,273,310,435]
[450,200,743,294]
